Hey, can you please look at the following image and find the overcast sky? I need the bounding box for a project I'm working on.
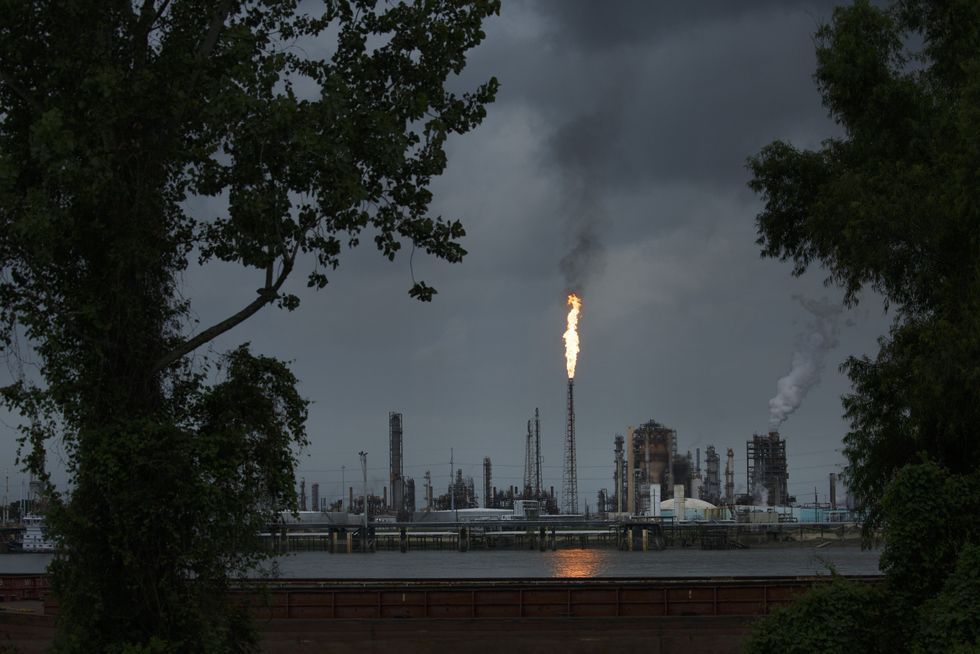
[2,1,892,510]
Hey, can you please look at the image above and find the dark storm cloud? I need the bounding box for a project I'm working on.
[533,1,840,52]
[548,106,616,293]
[217,2,887,506]
[546,107,620,173]
[558,194,606,294]
[492,1,846,300]
[524,1,843,191]
[1,2,894,508]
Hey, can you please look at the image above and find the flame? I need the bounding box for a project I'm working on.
[563,293,582,379]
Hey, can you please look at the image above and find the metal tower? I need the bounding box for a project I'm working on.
[534,407,542,498]
[562,379,578,514]
[725,448,735,504]
[702,445,721,505]
[747,431,788,506]
[523,421,533,496]
[484,457,493,508]
[389,412,404,513]
[423,470,432,510]
[614,434,625,513]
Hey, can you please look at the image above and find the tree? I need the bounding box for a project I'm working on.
[746,1,980,651]
[747,462,980,654]
[743,576,903,654]
[0,1,498,651]
[747,0,980,530]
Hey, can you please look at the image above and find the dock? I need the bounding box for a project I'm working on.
[264,519,864,553]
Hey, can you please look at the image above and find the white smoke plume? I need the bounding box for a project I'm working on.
[768,296,846,429]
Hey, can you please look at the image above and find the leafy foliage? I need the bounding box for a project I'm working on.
[747,464,980,654]
[878,463,980,605]
[914,543,980,653]
[744,577,901,654]
[0,1,498,651]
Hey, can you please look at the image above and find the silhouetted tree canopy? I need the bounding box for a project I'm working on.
[747,1,980,652]
[0,1,498,651]
[748,0,980,528]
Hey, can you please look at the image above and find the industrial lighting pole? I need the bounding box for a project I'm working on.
[359,452,368,550]
[341,465,345,512]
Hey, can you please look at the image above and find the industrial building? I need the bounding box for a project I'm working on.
[433,469,478,510]
[747,431,792,506]
[612,420,699,515]
[700,446,721,505]
[306,409,814,527]
[606,423,802,513]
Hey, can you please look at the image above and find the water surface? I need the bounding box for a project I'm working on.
[267,547,882,579]
[0,548,880,579]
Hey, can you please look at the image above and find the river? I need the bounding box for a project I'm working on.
[0,546,881,578]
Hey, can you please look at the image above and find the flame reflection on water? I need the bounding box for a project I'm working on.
[551,548,602,578]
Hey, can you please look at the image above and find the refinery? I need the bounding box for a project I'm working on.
[0,293,856,556]
[279,294,859,553]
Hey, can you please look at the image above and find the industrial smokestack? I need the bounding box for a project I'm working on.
[562,378,579,514]
[561,294,581,515]
[389,412,404,514]
[484,457,493,509]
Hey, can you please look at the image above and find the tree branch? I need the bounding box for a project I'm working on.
[136,0,158,28]
[137,0,172,41]
[133,0,167,68]
[0,70,40,113]
[153,249,296,373]
[195,0,236,62]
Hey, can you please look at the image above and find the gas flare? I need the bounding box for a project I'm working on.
[562,293,582,379]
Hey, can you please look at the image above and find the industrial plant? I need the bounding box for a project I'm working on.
[281,291,856,555]
[297,410,844,526]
